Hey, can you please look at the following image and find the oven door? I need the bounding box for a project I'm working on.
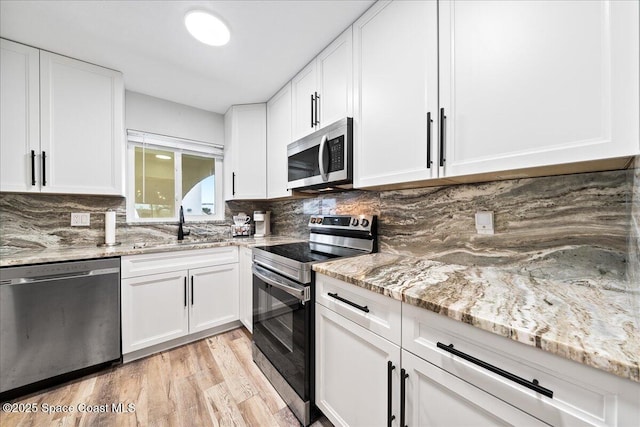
[252,263,312,400]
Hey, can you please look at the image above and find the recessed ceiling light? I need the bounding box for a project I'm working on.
[155,154,172,160]
[184,10,230,46]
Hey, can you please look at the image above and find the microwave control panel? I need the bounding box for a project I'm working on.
[328,136,344,172]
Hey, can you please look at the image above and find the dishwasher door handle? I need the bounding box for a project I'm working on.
[2,267,120,285]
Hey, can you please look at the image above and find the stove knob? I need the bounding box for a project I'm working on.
[361,218,370,227]
[351,218,359,227]
[311,217,318,224]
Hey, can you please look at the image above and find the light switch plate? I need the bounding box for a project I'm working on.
[71,212,90,226]
[475,211,494,235]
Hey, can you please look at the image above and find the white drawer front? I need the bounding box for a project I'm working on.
[121,246,238,278]
[402,303,640,427]
[316,273,401,345]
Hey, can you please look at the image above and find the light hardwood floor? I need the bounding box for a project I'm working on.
[0,328,333,427]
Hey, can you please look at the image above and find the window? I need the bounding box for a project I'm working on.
[127,130,224,222]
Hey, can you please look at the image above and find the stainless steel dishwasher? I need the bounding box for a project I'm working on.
[0,258,121,397]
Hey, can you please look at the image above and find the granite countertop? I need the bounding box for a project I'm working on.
[312,252,640,383]
[0,236,300,267]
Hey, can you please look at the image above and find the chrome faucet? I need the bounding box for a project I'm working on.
[178,206,190,241]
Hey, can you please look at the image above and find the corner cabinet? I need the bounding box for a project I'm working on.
[0,39,125,195]
[352,0,639,189]
[224,104,267,200]
[291,27,352,141]
[121,247,240,360]
[266,83,292,199]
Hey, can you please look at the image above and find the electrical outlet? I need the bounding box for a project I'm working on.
[71,213,90,226]
[475,211,494,235]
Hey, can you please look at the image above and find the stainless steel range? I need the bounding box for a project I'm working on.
[251,214,377,426]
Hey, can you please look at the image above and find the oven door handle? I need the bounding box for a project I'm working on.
[253,264,310,303]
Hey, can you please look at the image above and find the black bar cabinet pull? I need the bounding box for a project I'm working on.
[183,277,187,307]
[41,151,47,186]
[311,93,315,128]
[191,276,194,305]
[439,108,446,167]
[327,292,369,313]
[30,150,36,185]
[400,368,409,427]
[387,361,396,427]
[314,91,320,126]
[232,172,236,196]
[436,342,554,399]
[426,112,432,168]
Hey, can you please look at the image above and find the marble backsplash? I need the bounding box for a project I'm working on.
[1,166,637,290]
[269,169,634,284]
[0,194,266,249]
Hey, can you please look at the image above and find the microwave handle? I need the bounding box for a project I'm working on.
[318,134,329,181]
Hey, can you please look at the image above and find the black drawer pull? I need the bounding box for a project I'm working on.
[41,151,47,186]
[327,292,369,313]
[400,368,409,427]
[387,361,396,427]
[437,342,554,399]
[31,150,36,185]
[183,277,187,307]
[426,112,432,168]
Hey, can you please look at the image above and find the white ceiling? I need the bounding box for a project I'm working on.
[0,0,374,114]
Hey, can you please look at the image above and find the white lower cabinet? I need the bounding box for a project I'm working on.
[315,304,400,427]
[121,270,189,352]
[402,349,544,427]
[189,263,239,333]
[121,248,240,357]
[238,246,253,332]
[315,273,640,427]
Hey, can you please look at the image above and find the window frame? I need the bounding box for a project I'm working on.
[126,130,224,224]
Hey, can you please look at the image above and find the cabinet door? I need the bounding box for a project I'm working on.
[291,60,318,141]
[353,0,439,189]
[121,271,189,354]
[238,247,253,332]
[224,104,267,200]
[0,39,40,193]
[189,263,239,333]
[40,51,124,195]
[317,27,352,129]
[402,350,545,427]
[316,304,401,427]
[440,0,640,178]
[266,83,292,199]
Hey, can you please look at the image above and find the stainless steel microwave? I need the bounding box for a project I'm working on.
[287,117,352,192]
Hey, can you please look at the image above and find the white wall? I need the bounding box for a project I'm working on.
[125,90,224,145]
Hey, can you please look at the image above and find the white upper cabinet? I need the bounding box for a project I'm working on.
[0,40,125,196]
[0,39,40,193]
[440,0,639,178]
[266,83,293,199]
[353,0,439,188]
[291,27,353,141]
[352,0,639,189]
[224,103,267,200]
[39,51,124,195]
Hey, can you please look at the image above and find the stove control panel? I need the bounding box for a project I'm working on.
[308,214,375,232]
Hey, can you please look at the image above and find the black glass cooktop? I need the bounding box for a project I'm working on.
[253,242,341,264]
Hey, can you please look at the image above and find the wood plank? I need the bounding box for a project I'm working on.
[238,394,281,426]
[204,381,247,427]
[206,335,257,404]
[227,331,287,414]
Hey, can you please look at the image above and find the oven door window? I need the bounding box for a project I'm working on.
[253,273,310,399]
